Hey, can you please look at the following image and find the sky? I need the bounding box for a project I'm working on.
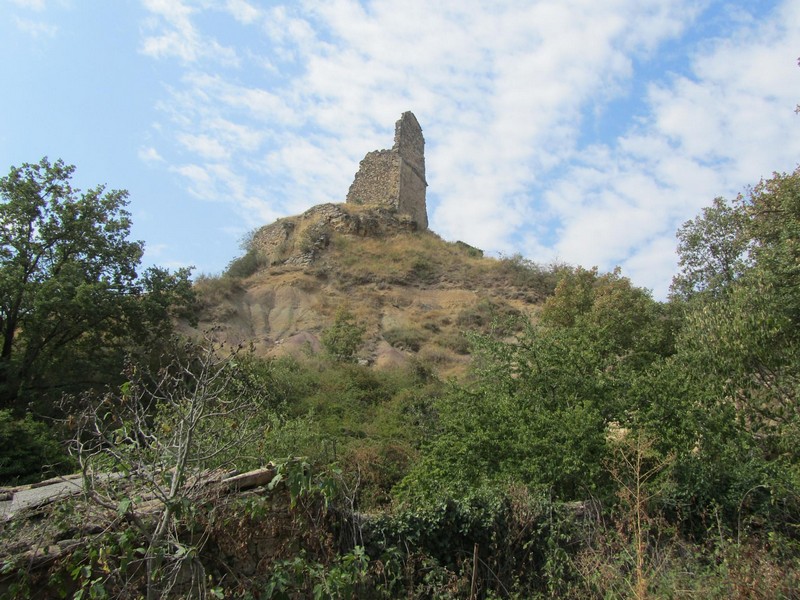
[1,0,799,299]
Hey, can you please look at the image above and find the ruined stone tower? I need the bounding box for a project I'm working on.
[346,111,428,229]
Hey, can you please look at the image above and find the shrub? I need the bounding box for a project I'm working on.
[367,487,585,598]
[383,326,428,352]
[193,273,243,306]
[453,240,484,258]
[409,257,438,283]
[455,298,521,336]
[497,253,562,296]
[224,249,261,278]
[417,345,454,366]
[0,410,73,484]
[322,308,366,362]
[439,331,470,355]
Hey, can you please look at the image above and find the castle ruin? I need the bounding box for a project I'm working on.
[346,111,428,229]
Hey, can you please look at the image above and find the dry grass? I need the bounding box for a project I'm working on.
[326,230,560,303]
[383,326,429,352]
[190,220,557,379]
[193,274,245,317]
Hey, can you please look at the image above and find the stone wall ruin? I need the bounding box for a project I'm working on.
[346,111,428,229]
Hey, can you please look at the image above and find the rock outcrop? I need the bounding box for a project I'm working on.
[251,203,419,267]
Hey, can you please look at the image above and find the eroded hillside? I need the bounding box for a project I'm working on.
[191,204,557,377]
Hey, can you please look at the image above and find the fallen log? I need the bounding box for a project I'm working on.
[219,467,278,491]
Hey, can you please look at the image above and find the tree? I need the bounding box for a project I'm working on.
[661,168,800,534]
[399,266,675,503]
[0,408,73,483]
[541,266,676,364]
[322,307,366,363]
[68,337,266,599]
[675,170,800,439]
[0,158,195,412]
[670,196,750,300]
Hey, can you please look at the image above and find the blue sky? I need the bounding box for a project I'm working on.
[2,0,798,298]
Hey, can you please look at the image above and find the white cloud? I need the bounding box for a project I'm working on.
[138,146,164,163]
[225,0,260,24]
[251,0,706,258]
[140,0,239,65]
[537,0,800,297]
[177,133,229,161]
[14,16,57,37]
[172,163,213,197]
[9,0,47,10]
[208,118,265,152]
[138,0,800,298]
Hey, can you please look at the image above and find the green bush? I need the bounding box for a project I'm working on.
[452,240,483,258]
[366,487,585,598]
[322,308,366,362]
[497,253,561,296]
[193,273,243,306]
[409,257,438,283]
[439,331,470,355]
[224,249,261,278]
[455,298,521,336]
[0,410,73,484]
[383,326,428,352]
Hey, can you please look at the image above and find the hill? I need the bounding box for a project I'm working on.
[192,202,557,377]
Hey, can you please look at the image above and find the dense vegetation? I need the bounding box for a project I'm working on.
[1,159,799,598]
[0,159,195,432]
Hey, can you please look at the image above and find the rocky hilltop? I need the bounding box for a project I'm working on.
[250,111,428,268]
[193,112,554,375]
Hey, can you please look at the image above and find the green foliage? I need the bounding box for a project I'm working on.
[225,249,260,278]
[401,267,672,505]
[400,329,610,502]
[207,353,441,509]
[366,486,586,598]
[577,528,800,599]
[541,265,675,358]
[0,158,196,413]
[193,272,243,308]
[321,307,367,362]
[438,330,471,354]
[539,266,598,326]
[0,409,73,484]
[408,256,437,283]
[4,161,800,598]
[138,265,196,324]
[64,526,151,600]
[453,240,483,258]
[383,325,428,351]
[455,297,522,336]
[659,168,800,535]
[262,547,378,599]
[63,337,276,599]
[671,196,751,300]
[496,253,562,295]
